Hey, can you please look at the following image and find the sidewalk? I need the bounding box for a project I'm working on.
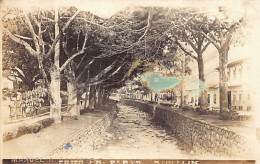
[3,112,53,142]
[3,102,116,159]
[3,105,70,142]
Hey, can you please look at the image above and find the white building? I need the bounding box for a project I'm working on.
[207,59,253,111]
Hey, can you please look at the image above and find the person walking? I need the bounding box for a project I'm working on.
[155,93,159,103]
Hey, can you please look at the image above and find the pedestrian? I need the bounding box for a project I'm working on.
[155,93,158,103]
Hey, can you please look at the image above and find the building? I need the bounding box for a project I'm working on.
[207,59,252,111]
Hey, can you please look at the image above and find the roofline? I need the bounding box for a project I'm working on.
[215,58,248,70]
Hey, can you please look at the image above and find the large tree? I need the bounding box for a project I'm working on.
[193,7,246,114]
[59,7,105,118]
[168,11,211,110]
[95,6,198,104]
[2,7,85,122]
[2,40,41,91]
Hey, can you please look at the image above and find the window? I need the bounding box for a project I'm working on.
[214,94,217,104]
[228,71,230,81]
[233,94,236,101]
[239,69,242,79]
[233,69,236,80]
[208,94,210,104]
[239,94,243,101]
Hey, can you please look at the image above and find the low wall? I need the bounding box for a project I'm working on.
[123,99,250,157]
[123,99,155,116]
[3,117,54,142]
[48,101,117,158]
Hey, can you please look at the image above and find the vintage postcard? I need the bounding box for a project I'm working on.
[1,0,260,163]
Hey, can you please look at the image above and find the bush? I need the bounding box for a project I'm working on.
[220,112,232,120]
[182,105,190,111]
[220,111,239,120]
[182,105,195,112]
[194,107,200,112]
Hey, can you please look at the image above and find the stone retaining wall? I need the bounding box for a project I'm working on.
[48,101,117,158]
[123,99,250,157]
[123,100,155,115]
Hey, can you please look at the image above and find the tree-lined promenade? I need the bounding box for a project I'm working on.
[1,4,247,123]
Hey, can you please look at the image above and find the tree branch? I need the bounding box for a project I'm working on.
[3,28,38,57]
[201,41,210,54]
[1,9,11,21]
[183,31,198,53]
[23,12,40,53]
[62,10,81,33]
[59,50,85,72]
[95,10,152,59]
[133,9,151,46]
[37,53,50,87]
[14,67,25,77]
[200,31,221,50]
[44,9,81,59]
[45,34,61,58]
[224,18,243,46]
[175,40,197,60]
[87,62,126,87]
[76,53,88,70]
[75,58,95,82]
[91,59,118,81]
[59,34,88,72]
[13,34,33,41]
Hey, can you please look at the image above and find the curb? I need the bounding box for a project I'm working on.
[3,117,54,142]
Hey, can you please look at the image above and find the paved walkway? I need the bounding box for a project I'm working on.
[3,109,108,159]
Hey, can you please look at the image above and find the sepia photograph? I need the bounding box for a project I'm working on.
[0,0,260,163]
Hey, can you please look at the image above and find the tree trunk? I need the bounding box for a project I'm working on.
[103,90,109,102]
[14,80,18,120]
[93,86,97,108]
[219,47,229,114]
[49,67,61,123]
[67,81,79,117]
[83,89,88,110]
[49,7,61,123]
[66,64,79,118]
[98,88,105,105]
[197,54,207,110]
[84,86,90,110]
[96,85,102,106]
[84,70,90,110]
[88,86,96,110]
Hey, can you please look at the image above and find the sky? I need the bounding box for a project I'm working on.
[1,0,258,18]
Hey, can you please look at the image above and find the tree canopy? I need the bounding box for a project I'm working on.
[1,4,247,120]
